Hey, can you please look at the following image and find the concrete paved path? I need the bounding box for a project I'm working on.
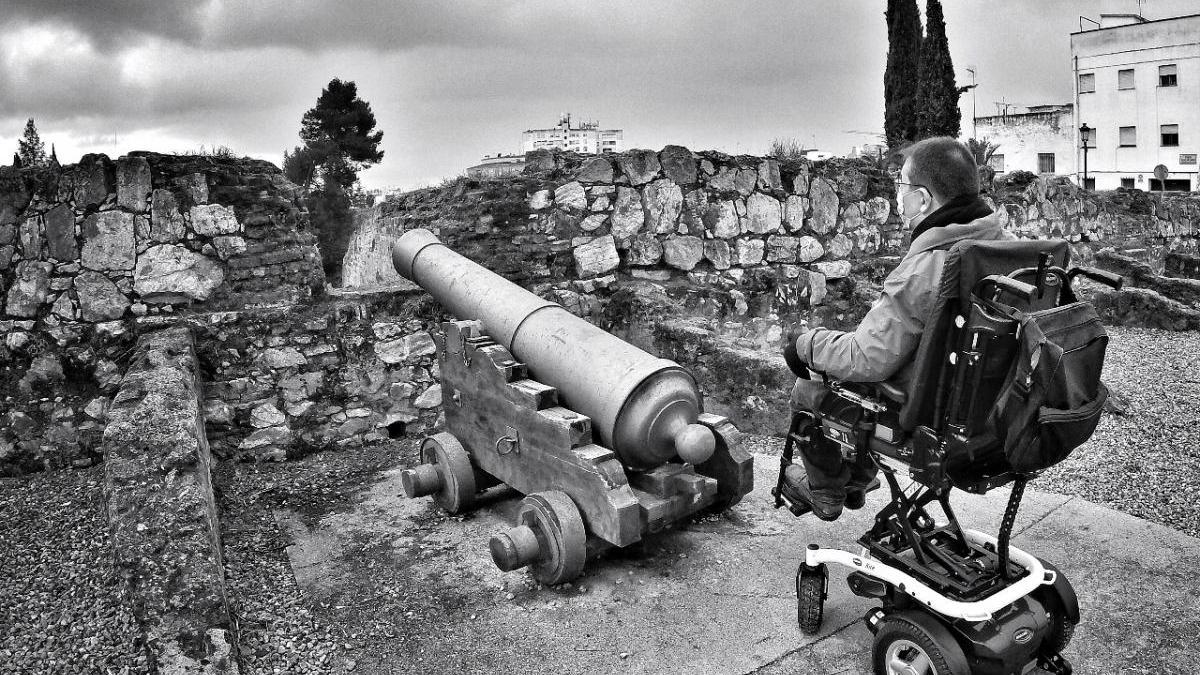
[275,454,1200,674]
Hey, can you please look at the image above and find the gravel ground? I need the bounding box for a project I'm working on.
[215,443,420,675]
[0,465,146,674]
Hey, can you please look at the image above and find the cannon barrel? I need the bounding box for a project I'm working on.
[392,228,714,469]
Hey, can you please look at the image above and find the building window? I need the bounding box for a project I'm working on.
[1120,178,1135,189]
[1119,126,1137,147]
[1159,64,1178,87]
[1150,178,1191,192]
[1162,124,1180,146]
[1118,68,1135,89]
[988,154,1005,172]
[1078,73,1095,93]
[1037,153,1056,174]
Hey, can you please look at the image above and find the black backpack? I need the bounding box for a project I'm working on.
[986,300,1110,474]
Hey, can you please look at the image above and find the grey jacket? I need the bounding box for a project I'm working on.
[795,213,1014,388]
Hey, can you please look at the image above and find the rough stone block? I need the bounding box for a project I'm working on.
[662,236,704,271]
[554,181,587,212]
[826,233,853,259]
[573,234,620,277]
[45,203,77,261]
[766,235,799,263]
[134,244,225,303]
[627,233,664,266]
[808,177,839,234]
[73,154,114,208]
[576,156,614,184]
[643,178,683,234]
[813,260,851,280]
[798,235,825,263]
[151,189,187,243]
[116,156,152,213]
[709,166,757,196]
[190,204,241,236]
[76,270,131,321]
[784,195,809,232]
[5,260,52,317]
[659,145,698,185]
[704,200,740,239]
[81,211,136,272]
[704,240,731,270]
[743,192,782,234]
[610,187,644,239]
[734,238,765,266]
[617,149,661,186]
[101,328,239,674]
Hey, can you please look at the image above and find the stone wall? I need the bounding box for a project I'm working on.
[0,152,325,475]
[102,328,238,674]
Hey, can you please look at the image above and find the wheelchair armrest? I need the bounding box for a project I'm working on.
[872,381,908,405]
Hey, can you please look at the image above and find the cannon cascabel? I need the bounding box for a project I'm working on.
[391,228,714,469]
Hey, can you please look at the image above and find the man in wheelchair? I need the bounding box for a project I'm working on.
[780,137,1012,521]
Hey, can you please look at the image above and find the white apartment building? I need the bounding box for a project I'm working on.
[973,104,1076,177]
[521,114,623,155]
[1072,13,1200,191]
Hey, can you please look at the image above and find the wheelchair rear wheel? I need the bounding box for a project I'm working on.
[871,613,969,675]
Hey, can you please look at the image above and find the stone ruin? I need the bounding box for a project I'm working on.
[1,145,1198,673]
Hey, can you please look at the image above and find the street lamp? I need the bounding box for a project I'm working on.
[1079,123,1092,189]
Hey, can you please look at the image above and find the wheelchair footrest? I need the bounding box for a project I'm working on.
[771,487,813,517]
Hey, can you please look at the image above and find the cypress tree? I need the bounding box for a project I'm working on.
[884,0,923,148]
[915,0,961,138]
[17,118,47,168]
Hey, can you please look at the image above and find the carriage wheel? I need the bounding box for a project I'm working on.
[516,491,587,585]
[420,432,476,514]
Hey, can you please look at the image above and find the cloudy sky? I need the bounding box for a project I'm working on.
[1,0,1196,191]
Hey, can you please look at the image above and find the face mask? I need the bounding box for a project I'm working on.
[897,187,929,227]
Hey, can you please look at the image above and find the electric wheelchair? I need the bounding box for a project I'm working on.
[772,239,1123,675]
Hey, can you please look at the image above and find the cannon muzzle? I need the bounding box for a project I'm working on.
[392,229,714,469]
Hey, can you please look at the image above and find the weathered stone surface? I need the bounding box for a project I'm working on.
[617,149,661,186]
[579,214,608,232]
[813,260,852,279]
[840,202,865,233]
[554,181,587,212]
[528,189,552,210]
[704,240,731,270]
[177,172,209,205]
[0,222,13,245]
[50,291,76,319]
[116,156,152,213]
[73,154,114,208]
[827,233,853,258]
[576,157,614,184]
[5,261,52,317]
[662,236,704,271]
[0,244,13,271]
[239,426,293,451]
[101,328,239,675]
[213,235,247,259]
[414,384,443,409]
[150,189,187,243]
[75,270,130,321]
[643,179,683,234]
[705,200,741,239]
[659,145,698,185]
[82,211,136,272]
[808,177,839,234]
[784,195,809,232]
[45,204,77,261]
[260,347,307,369]
[734,238,765,266]
[793,173,810,195]
[250,403,286,428]
[374,331,436,365]
[766,235,799,263]
[574,234,620,277]
[524,149,557,173]
[743,192,782,234]
[807,270,828,305]
[19,216,41,258]
[189,204,240,236]
[854,228,882,255]
[133,244,224,302]
[709,166,758,196]
[610,187,644,239]
[797,235,825,262]
[628,233,664,266]
[589,194,610,212]
[835,168,870,201]
[865,196,892,225]
[757,159,782,191]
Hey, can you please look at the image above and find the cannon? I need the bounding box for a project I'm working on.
[393,229,753,583]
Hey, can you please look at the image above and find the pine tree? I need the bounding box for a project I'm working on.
[17,118,47,168]
[884,0,923,148]
[914,0,961,139]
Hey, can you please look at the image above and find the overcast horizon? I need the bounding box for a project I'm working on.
[2,0,1197,191]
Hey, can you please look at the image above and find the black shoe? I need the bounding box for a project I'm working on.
[780,465,844,521]
[844,477,882,510]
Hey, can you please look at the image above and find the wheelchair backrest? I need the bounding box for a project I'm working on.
[897,239,1072,433]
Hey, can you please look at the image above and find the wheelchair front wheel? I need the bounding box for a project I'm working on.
[872,613,969,675]
[796,562,827,635]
